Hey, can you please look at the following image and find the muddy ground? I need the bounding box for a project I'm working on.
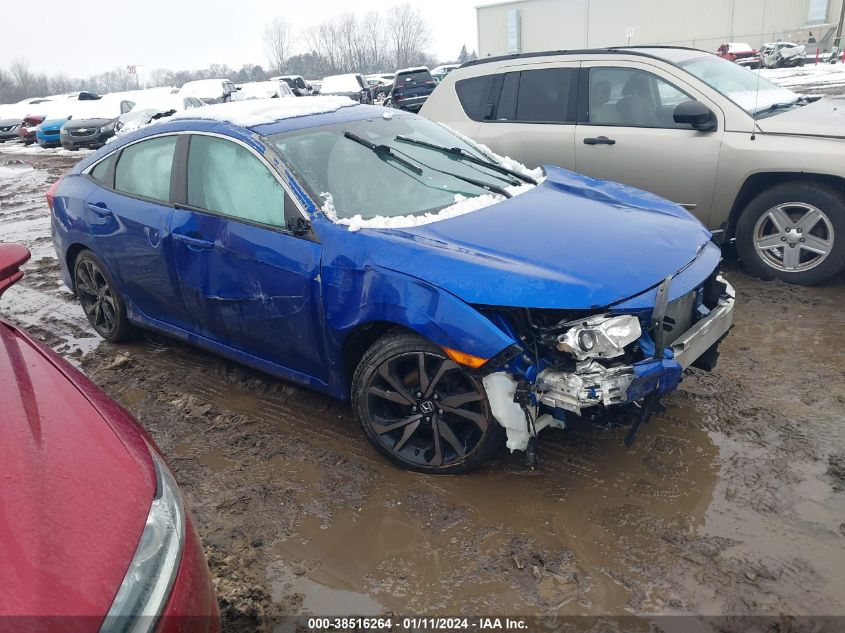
[1,147,844,632]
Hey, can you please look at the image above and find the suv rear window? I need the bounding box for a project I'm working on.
[455,75,494,121]
[396,70,433,85]
[456,68,577,123]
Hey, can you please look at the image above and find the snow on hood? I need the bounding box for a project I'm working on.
[337,183,538,232]
[169,96,356,127]
[320,74,362,94]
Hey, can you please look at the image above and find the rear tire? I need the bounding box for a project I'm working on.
[736,182,845,285]
[74,250,135,342]
[352,331,502,474]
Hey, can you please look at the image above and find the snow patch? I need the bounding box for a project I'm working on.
[337,182,537,232]
[168,96,357,127]
[320,192,338,222]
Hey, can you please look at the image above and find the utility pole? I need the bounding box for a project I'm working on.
[835,0,845,54]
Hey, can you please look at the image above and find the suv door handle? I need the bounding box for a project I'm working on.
[583,136,616,145]
[86,201,113,217]
[173,233,214,250]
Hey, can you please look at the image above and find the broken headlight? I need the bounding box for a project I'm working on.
[556,314,642,360]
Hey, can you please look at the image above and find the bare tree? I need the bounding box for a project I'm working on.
[386,3,431,69]
[264,17,292,75]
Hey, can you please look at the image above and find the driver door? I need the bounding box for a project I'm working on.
[574,61,724,227]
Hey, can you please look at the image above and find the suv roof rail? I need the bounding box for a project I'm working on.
[459,45,709,69]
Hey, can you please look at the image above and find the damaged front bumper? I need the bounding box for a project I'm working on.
[484,275,735,451]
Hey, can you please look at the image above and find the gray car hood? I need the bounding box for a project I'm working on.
[756,97,845,139]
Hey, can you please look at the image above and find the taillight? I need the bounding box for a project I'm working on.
[425,80,436,85]
[45,175,64,211]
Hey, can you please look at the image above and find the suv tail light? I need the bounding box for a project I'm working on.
[45,175,64,211]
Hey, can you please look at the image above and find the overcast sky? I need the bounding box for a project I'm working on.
[1,0,479,78]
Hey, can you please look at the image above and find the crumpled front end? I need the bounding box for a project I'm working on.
[480,270,735,454]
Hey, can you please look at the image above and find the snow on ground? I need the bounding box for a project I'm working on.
[0,143,93,158]
[760,65,845,95]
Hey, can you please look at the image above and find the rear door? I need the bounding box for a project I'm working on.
[473,62,580,171]
[84,135,194,330]
[573,61,724,225]
[169,133,326,381]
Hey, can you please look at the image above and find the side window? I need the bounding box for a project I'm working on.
[513,68,575,123]
[587,67,693,128]
[90,153,116,187]
[455,75,494,121]
[187,135,286,228]
[114,136,177,202]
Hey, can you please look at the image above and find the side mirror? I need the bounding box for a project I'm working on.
[673,100,717,131]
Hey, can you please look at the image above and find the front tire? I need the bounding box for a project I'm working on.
[352,331,501,474]
[74,250,135,342]
[736,183,844,285]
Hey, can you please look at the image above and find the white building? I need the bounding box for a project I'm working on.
[476,0,845,58]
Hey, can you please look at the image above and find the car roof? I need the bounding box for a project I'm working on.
[73,100,390,172]
[459,45,713,69]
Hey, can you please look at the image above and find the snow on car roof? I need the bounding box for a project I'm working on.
[169,96,357,127]
[396,66,430,74]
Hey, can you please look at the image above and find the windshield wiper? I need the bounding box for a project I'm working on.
[394,135,537,185]
[754,100,800,116]
[344,131,422,175]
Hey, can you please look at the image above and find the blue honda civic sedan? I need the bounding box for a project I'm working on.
[48,97,735,474]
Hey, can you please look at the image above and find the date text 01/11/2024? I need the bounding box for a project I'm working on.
[306,617,529,630]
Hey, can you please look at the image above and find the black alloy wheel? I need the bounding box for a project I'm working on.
[74,250,134,342]
[352,331,501,474]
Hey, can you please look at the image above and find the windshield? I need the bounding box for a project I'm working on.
[266,115,518,221]
[678,54,798,117]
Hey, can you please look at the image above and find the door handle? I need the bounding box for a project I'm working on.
[86,201,113,217]
[583,136,616,145]
[173,233,214,250]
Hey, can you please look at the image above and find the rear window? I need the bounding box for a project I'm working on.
[396,70,433,85]
[114,136,177,202]
[90,153,116,187]
[455,75,494,121]
[509,68,576,123]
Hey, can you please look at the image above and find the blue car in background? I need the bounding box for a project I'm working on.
[36,117,68,148]
[48,98,735,474]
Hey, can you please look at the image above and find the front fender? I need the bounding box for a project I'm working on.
[325,262,517,372]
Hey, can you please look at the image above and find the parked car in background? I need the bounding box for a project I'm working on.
[716,42,761,68]
[273,75,314,96]
[0,98,54,142]
[431,64,460,82]
[60,117,118,150]
[388,67,436,111]
[366,75,393,101]
[36,117,67,148]
[310,79,323,94]
[760,41,806,68]
[0,243,220,632]
[422,46,845,285]
[49,98,734,473]
[180,78,239,103]
[234,80,296,100]
[116,93,206,137]
[17,115,46,144]
[319,73,372,103]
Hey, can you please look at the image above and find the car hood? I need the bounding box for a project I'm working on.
[354,166,713,309]
[756,96,845,139]
[0,320,154,625]
[64,117,115,130]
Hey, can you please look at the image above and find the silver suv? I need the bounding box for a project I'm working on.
[421,47,845,285]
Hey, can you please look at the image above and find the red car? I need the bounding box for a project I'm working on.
[17,115,45,145]
[716,42,761,68]
[0,243,220,632]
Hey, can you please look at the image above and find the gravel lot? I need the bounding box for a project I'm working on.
[1,126,844,631]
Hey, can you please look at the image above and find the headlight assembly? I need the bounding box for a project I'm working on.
[101,121,117,133]
[557,314,642,360]
[99,451,185,633]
